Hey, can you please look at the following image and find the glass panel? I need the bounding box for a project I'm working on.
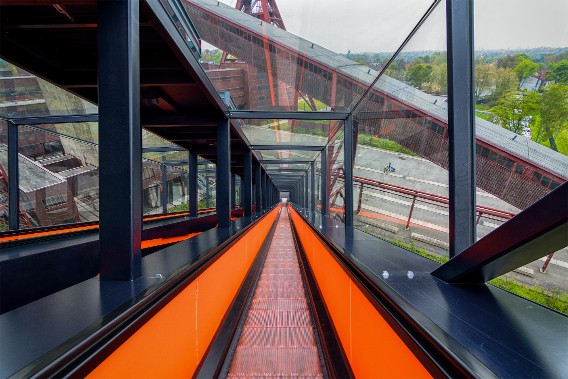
[256,149,320,161]
[473,0,568,313]
[198,159,216,210]
[0,60,97,119]
[185,0,436,111]
[17,124,99,228]
[142,157,163,215]
[238,119,339,146]
[353,0,449,259]
[327,127,345,223]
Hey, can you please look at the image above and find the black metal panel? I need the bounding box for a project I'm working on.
[447,0,476,258]
[98,0,142,281]
[229,110,348,120]
[217,119,231,228]
[433,183,568,283]
[189,152,198,217]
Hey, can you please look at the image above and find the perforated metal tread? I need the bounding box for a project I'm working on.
[228,209,324,378]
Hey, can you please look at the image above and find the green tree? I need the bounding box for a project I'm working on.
[538,84,568,151]
[491,67,518,103]
[513,59,540,82]
[475,63,496,102]
[490,90,541,134]
[547,60,568,85]
[424,62,447,95]
[405,63,433,89]
[496,54,530,69]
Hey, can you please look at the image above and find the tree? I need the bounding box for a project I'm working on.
[490,90,541,135]
[496,53,530,69]
[538,84,568,151]
[491,68,518,104]
[474,64,496,102]
[424,62,447,95]
[547,60,568,85]
[513,59,540,82]
[405,63,432,89]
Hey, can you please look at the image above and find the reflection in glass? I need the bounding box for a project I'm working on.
[185,0,435,112]
[352,0,449,256]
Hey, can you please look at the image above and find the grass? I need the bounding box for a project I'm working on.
[298,98,327,111]
[490,277,568,315]
[530,122,568,156]
[357,133,418,156]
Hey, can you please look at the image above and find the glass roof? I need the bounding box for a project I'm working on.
[185,0,438,112]
[0,60,98,119]
[238,118,342,146]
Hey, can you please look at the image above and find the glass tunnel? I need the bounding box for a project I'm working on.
[0,0,566,377]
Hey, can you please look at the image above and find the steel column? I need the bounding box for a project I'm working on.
[217,119,231,228]
[231,172,236,209]
[7,121,19,230]
[98,0,142,281]
[310,162,316,213]
[321,146,328,217]
[256,165,262,213]
[243,151,253,216]
[303,173,310,210]
[161,154,168,214]
[447,0,476,258]
[189,152,198,217]
[344,115,354,226]
[205,177,210,209]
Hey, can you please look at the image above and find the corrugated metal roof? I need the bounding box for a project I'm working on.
[190,0,568,179]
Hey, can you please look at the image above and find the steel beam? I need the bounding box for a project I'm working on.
[260,159,313,164]
[229,110,348,120]
[98,0,142,281]
[304,174,309,210]
[7,121,18,230]
[447,0,476,258]
[433,183,568,283]
[189,152,198,217]
[142,146,186,153]
[251,145,324,151]
[10,114,99,126]
[217,119,231,228]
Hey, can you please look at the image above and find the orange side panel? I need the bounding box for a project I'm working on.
[289,208,431,378]
[88,206,280,378]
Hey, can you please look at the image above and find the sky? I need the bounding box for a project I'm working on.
[214,0,568,53]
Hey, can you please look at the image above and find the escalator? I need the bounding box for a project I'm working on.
[195,204,350,378]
